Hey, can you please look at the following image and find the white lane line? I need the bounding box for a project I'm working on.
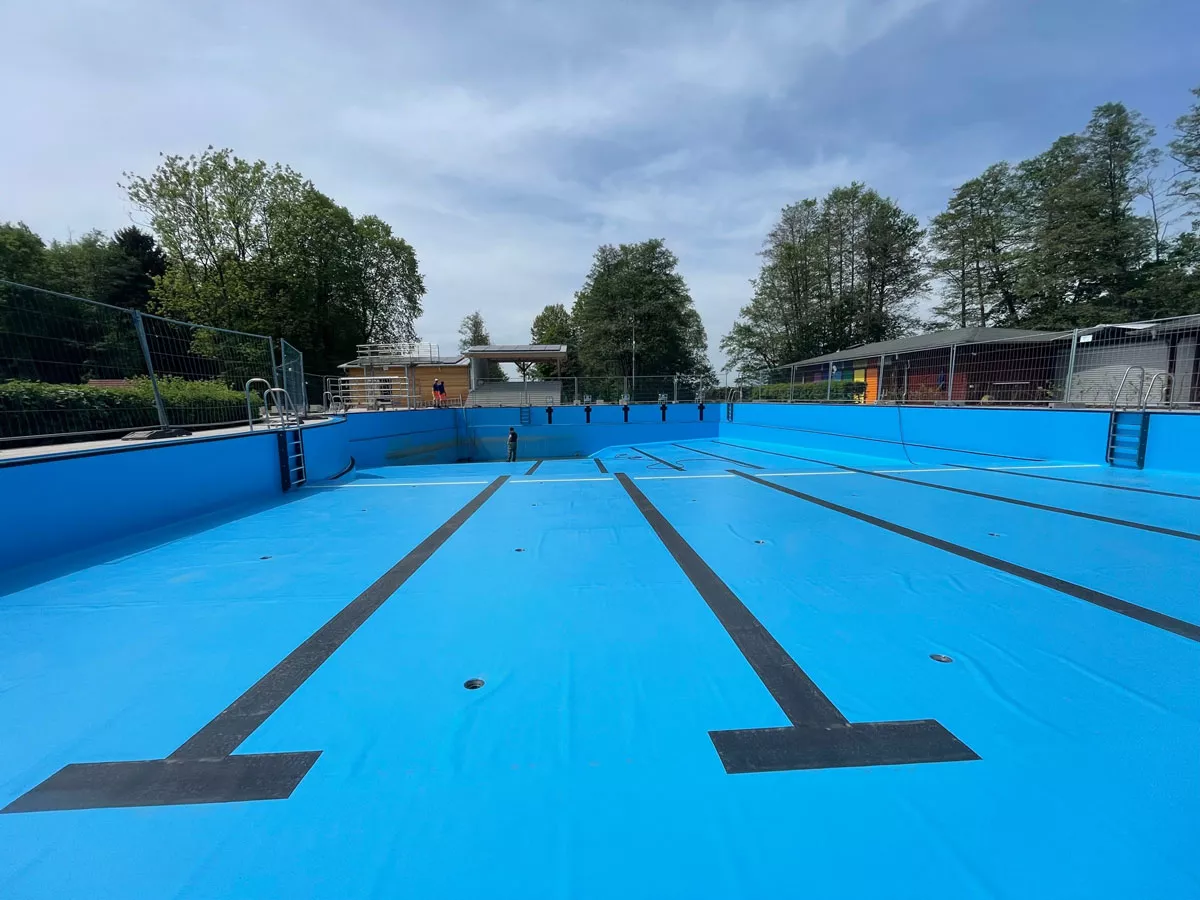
[307,481,490,488]
[634,473,736,481]
[986,463,1103,471]
[768,470,858,478]
[508,477,613,484]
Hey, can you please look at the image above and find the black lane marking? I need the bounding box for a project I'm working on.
[525,460,543,476]
[716,441,1200,543]
[731,422,1046,461]
[594,458,609,474]
[669,443,765,469]
[614,473,978,774]
[630,446,685,471]
[733,470,1200,644]
[942,462,1200,502]
[2,477,510,814]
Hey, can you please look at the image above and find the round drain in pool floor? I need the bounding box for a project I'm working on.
[260,556,271,560]
[464,678,485,690]
[930,654,954,664]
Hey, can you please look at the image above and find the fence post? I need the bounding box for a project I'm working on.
[877,354,885,403]
[268,338,281,390]
[788,365,796,403]
[673,374,679,404]
[1063,329,1080,405]
[131,310,170,430]
[946,345,957,405]
[826,362,833,401]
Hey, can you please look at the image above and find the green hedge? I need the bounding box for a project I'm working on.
[748,380,867,402]
[0,377,262,440]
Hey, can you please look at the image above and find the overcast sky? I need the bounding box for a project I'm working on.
[3,0,1198,369]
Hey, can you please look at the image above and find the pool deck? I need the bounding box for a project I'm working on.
[2,438,1199,898]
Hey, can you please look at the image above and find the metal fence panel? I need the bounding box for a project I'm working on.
[139,313,275,430]
[279,339,305,411]
[0,280,159,444]
[738,314,1200,410]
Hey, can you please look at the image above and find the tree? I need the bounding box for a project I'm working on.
[721,185,924,375]
[123,147,425,373]
[928,165,1023,328]
[572,239,714,383]
[1169,85,1200,218]
[458,311,505,380]
[105,227,167,311]
[0,222,47,284]
[1083,103,1156,303]
[529,303,579,379]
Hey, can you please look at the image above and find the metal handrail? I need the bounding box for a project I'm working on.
[245,378,273,430]
[1142,372,1171,409]
[246,380,301,431]
[322,391,346,415]
[1112,366,1145,410]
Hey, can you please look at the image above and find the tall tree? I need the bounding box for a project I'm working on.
[572,239,714,382]
[0,222,47,284]
[124,147,425,373]
[529,303,579,379]
[105,226,167,311]
[928,164,1023,328]
[1170,85,1200,219]
[458,311,505,380]
[721,185,924,374]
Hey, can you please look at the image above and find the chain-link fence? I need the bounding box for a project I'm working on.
[739,314,1200,409]
[1,280,288,447]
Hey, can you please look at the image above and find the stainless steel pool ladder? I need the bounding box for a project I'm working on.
[1106,367,1150,469]
[246,380,307,488]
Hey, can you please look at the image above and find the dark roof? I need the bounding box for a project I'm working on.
[792,327,1062,367]
[463,344,568,361]
[340,355,466,368]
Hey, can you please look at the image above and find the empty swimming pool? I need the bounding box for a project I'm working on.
[2,412,1199,898]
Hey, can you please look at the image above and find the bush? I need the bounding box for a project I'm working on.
[0,377,261,440]
[747,380,866,402]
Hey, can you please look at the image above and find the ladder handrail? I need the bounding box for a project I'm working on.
[1112,366,1145,410]
[245,378,274,430]
[246,381,302,431]
[1142,372,1171,409]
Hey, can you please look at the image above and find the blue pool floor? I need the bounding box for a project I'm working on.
[2,437,1200,898]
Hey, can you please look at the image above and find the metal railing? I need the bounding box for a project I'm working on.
[469,375,712,406]
[325,375,412,410]
[738,313,1200,409]
[1,280,293,447]
[349,342,441,365]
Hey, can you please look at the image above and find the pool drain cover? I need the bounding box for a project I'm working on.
[464,678,485,690]
[930,654,953,664]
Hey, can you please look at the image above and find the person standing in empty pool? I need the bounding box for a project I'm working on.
[507,427,518,462]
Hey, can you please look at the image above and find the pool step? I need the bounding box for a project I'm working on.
[1106,410,1148,469]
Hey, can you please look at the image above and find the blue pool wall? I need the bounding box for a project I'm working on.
[0,430,283,586]
[3,402,1197,582]
[461,404,718,461]
[723,404,1115,466]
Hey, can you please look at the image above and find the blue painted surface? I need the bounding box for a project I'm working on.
[0,432,281,588]
[726,403,1117,465]
[298,417,351,481]
[1144,412,1200,474]
[463,403,716,461]
[344,408,460,467]
[2,434,1200,898]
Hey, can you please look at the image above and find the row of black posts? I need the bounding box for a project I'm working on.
[544,403,707,425]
